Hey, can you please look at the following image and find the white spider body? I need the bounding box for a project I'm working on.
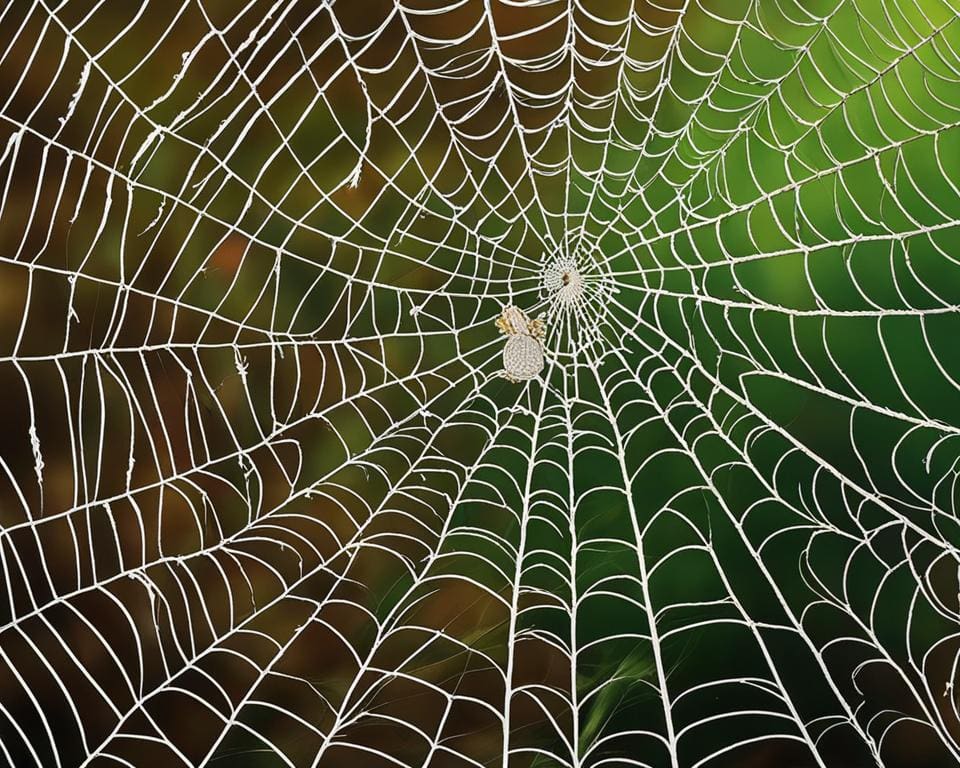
[499,305,530,335]
[502,335,544,382]
[495,305,545,382]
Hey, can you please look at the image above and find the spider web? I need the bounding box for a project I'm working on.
[1,0,960,765]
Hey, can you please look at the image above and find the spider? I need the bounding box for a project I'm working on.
[495,305,545,382]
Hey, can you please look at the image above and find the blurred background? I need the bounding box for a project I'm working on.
[1,0,960,766]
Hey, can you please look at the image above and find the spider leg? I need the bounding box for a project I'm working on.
[528,316,546,340]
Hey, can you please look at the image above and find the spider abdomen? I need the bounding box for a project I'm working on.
[502,334,544,381]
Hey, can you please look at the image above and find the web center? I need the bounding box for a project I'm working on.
[543,256,586,309]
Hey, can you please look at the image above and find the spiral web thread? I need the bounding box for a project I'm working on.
[1,0,960,766]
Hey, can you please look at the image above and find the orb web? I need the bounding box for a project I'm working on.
[1,0,960,767]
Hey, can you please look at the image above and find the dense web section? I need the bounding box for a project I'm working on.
[2,0,960,766]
